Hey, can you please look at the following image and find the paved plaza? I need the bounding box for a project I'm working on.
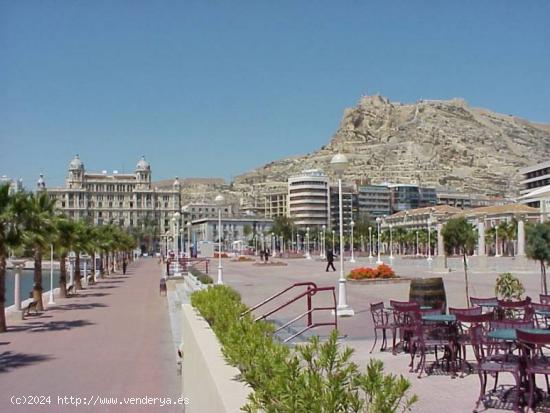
[0,259,181,413]
[223,255,545,413]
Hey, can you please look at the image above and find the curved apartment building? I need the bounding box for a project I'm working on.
[288,169,330,228]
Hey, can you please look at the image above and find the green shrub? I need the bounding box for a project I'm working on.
[188,266,213,284]
[191,285,417,413]
[495,272,525,300]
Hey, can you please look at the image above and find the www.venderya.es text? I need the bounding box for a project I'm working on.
[10,395,189,407]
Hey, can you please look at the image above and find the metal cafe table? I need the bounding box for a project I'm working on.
[487,328,549,341]
[421,313,458,377]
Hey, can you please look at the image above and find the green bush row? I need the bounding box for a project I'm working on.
[188,266,213,284]
[191,285,417,413]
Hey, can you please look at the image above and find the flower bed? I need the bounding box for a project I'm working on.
[231,256,255,262]
[348,263,396,280]
[214,252,229,258]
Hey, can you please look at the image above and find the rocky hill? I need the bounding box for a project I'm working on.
[234,95,550,196]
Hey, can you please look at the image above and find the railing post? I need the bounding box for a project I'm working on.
[307,287,313,327]
[206,260,209,275]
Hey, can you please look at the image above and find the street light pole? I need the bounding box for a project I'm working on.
[48,244,55,305]
[389,224,394,260]
[186,222,191,257]
[427,218,433,262]
[174,212,181,276]
[416,230,419,257]
[368,226,373,260]
[376,217,382,265]
[215,194,224,284]
[321,224,326,259]
[331,153,354,317]
[306,227,311,259]
[350,220,355,263]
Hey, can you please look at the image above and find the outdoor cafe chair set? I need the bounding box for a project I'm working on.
[470,318,550,412]
[369,300,443,355]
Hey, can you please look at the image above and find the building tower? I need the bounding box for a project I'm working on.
[37,174,46,192]
[67,154,85,189]
[135,156,151,190]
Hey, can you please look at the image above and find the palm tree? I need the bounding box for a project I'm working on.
[442,217,476,307]
[22,192,57,311]
[73,220,95,289]
[0,185,27,332]
[526,222,550,295]
[54,216,76,298]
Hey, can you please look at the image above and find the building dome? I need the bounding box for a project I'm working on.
[36,173,46,191]
[69,154,84,170]
[136,156,150,171]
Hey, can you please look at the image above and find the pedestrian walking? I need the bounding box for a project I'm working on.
[326,249,336,272]
[265,248,270,263]
[123,259,127,275]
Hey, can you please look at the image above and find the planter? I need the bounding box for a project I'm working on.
[347,277,412,285]
[409,277,447,311]
[252,261,288,266]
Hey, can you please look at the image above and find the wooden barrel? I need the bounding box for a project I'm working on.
[409,277,447,311]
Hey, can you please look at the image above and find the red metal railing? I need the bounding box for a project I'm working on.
[179,257,209,274]
[241,282,337,343]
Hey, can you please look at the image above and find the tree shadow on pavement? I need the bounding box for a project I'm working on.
[8,319,95,333]
[0,351,53,373]
[78,292,109,298]
[92,285,119,290]
[56,302,108,311]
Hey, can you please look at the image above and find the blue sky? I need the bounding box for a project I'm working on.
[1,0,549,188]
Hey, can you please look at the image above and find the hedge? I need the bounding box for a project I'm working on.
[191,285,417,413]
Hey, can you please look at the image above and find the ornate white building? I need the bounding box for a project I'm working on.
[43,155,181,234]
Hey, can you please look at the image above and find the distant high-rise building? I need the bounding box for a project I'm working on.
[519,160,550,208]
[288,170,330,228]
[388,184,437,213]
[357,185,391,218]
[329,184,358,234]
[0,175,24,195]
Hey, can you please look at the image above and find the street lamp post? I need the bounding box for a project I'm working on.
[368,226,373,260]
[306,227,311,259]
[495,221,501,257]
[389,224,394,260]
[321,224,326,259]
[186,222,191,257]
[69,251,76,288]
[48,244,56,305]
[332,230,335,251]
[427,218,433,262]
[416,230,419,256]
[330,153,354,316]
[350,220,355,263]
[376,217,382,265]
[173,212,181,276]
[215,194,224,284]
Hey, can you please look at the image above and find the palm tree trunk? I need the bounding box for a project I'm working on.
[59,254,67,298]
[463,253,470,307]
[0,251,7,332]
[75,253,82,289]
[33,249,44,311]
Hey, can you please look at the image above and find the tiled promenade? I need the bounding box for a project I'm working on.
[0,259,181,413]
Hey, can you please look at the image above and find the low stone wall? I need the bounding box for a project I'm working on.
[181,304,251,413]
